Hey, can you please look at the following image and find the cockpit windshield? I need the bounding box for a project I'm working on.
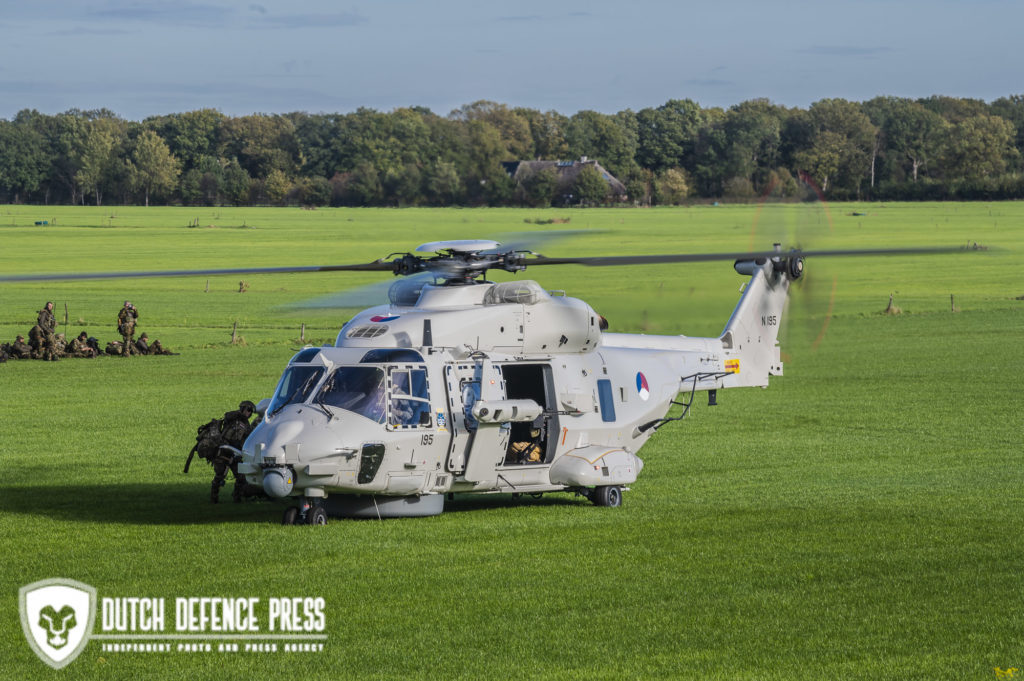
[316,366,387,423]
[268,365,325,415]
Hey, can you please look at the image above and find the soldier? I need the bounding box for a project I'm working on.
[36,301,59,361]
[149,338,178,355]
[54,333,67,358]
[116,301,138,357]
[205,401,258,503]
[11,334,32,359]
[136,333,177,356]
[68,331,98,358]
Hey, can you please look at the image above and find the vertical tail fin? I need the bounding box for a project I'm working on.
[720,252,802,388]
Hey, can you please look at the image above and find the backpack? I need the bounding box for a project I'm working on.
[195,418,225,461]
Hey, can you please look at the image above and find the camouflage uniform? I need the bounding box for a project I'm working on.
[134,334,151,355]
[209,401,257,503]
[10,335,32,359]
[36,303,58,361]
[116,302,138,357]
[105,341,124,356]
[150,339,177,355]
[68,332,98,358]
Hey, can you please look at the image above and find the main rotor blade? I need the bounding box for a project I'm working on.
[528,245,973,267]
[0,260,394,283]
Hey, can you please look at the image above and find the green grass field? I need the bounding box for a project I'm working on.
[1,203,1022,680]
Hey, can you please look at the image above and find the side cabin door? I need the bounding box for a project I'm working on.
[443,358,508,485]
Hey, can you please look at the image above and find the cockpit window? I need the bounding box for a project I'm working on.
[317,366,387,423]
[361,349,424,363]
[269,365,325,415]
[389,368,431,427]
[290,347,322,364]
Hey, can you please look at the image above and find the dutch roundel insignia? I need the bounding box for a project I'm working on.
[636,372,650,401]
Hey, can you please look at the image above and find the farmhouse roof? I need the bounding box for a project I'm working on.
[502,157,628,198]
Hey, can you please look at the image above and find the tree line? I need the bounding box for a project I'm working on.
[1,95,1023,207]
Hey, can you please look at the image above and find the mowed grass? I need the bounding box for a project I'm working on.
[0,203,1022,680]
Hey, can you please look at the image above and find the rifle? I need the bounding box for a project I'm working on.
[183,443,199,473]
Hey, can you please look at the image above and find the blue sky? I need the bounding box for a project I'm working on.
[1,0,1020,120]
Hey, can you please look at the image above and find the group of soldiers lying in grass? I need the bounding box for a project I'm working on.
[1,301,177,362]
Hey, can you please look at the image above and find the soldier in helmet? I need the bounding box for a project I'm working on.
[35,301,59,361]
[208,400,259,503]
[116,301,138,356]
[68,331,98,358]
[10,334,32,359]
[54,333,67,358]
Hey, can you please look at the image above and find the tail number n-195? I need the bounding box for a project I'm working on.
[761,315,777,327]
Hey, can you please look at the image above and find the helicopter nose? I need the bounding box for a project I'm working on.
[263,467,294,498]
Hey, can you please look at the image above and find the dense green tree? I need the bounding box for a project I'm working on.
[300,175,333,206]
[383,163,423,206]
[654,168,690,205]
[989,95,1024,168]
[424,160,462,205]
[75,117,126,205]
[798,99,877,194]
[722,99,783,186]
[0,117,49,202]
[287,112,343,178]
[636,99,705,173]
[127,129,180,206]
[565,110,637,178]
[690,107,728,196]
[263,169,291,205]
[515,108,569,159]
[571,166,609,205]
[941,114,1018,181]
[4,95,1024,205]
[918,96,988,123]
[218,114,301,178]
[863,97,947,183]
[795,131,844,193]
[146,109,223,172]
[518,167,559,207]
[452,101,534,160]
[623,167,654,206]
[222,159,252,205]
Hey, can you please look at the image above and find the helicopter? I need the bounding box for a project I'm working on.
[234,239,958,524]
[3,237,962,524]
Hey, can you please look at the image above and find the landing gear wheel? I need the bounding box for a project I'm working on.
[282,506,299,525]
[592,485,622,508]
[306,505,328,525]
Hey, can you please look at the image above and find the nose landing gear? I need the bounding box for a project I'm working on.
[282,499,328,525]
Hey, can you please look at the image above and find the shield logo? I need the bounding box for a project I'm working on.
[19,578,97,669]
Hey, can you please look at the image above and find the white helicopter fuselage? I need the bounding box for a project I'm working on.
[240,258,793,517]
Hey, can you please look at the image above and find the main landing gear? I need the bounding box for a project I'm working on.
[590,485,622,508]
